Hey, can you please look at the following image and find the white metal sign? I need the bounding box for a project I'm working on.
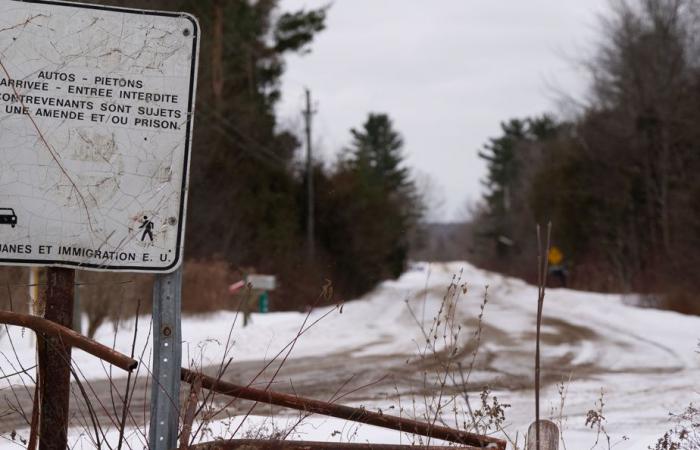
[0,0,199,272]
[246,274,277,291]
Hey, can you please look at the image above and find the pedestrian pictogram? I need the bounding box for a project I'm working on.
[139,216,155,242]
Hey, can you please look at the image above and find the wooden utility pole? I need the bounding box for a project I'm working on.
[303,88,315,261]
[38,267,75,450]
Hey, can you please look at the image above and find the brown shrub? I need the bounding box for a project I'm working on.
[0,266,33,314]
[181,259,239,314]
[78,270,152,338]
[661,286,700,316]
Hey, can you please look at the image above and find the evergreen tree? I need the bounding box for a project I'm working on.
[88,0,330,308]
[477,116,558,258]
[317,113,423,295]
[182,0,327,265]
[478,119,526,220]
[348,114,410,192]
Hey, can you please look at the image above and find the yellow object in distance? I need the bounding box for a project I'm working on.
[548,246,563,265]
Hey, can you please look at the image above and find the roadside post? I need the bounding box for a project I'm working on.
[37,268,74,450]
[73,272,81,333]
[246,274,276,319]
[149,268,183,450]
[0,1,200,448]
[258,291,269,313]
[28,267,41,347]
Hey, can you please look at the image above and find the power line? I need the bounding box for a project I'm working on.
[199,109,290,170]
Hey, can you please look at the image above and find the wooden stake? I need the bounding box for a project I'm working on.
[527,420,559,450]
[38,267,75,450]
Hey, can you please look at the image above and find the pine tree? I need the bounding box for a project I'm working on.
[478,119,526,219]
[348,113,410,193]
[317,113,422,294]
[476,116,558,259]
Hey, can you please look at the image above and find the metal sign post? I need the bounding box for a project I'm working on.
[149,268,183,450]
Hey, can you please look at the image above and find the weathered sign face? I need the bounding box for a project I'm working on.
[246,274,277,291]
[0,0,199,272]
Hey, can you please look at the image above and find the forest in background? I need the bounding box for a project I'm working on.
[63,0,424,321]
[469,0,700,314]
[2,0,699,326]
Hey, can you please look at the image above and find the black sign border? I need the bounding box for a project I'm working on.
[1,0,199,272]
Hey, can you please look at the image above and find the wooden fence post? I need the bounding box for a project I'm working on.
[38,267,75,450]
[526,420,559,450]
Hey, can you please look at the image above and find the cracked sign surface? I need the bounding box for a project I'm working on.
[0,0,199,272]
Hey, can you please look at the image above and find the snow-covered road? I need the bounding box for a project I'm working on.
[1,262,698,448]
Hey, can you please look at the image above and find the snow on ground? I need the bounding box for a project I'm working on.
[1,261,699,449]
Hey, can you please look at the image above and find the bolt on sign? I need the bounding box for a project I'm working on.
[0,0,199,272]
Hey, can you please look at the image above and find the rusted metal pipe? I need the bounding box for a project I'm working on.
[181,369,506,449]
[178,439,480,449]
[0,310,137,372]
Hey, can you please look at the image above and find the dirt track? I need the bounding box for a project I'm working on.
[1,347,467,433]
[1,310,684,436]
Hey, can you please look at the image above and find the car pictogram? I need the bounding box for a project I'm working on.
[0,208,17,228]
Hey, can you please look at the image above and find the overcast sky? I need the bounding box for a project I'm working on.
[277,0,612,221]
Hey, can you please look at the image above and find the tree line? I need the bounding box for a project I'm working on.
[471,0,700,314]
[79,0,423,311]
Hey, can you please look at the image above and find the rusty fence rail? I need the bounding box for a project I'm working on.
[178,440,482,449]
[181,369,506,449]
[0,310,137,371]
[0,312,507,450]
